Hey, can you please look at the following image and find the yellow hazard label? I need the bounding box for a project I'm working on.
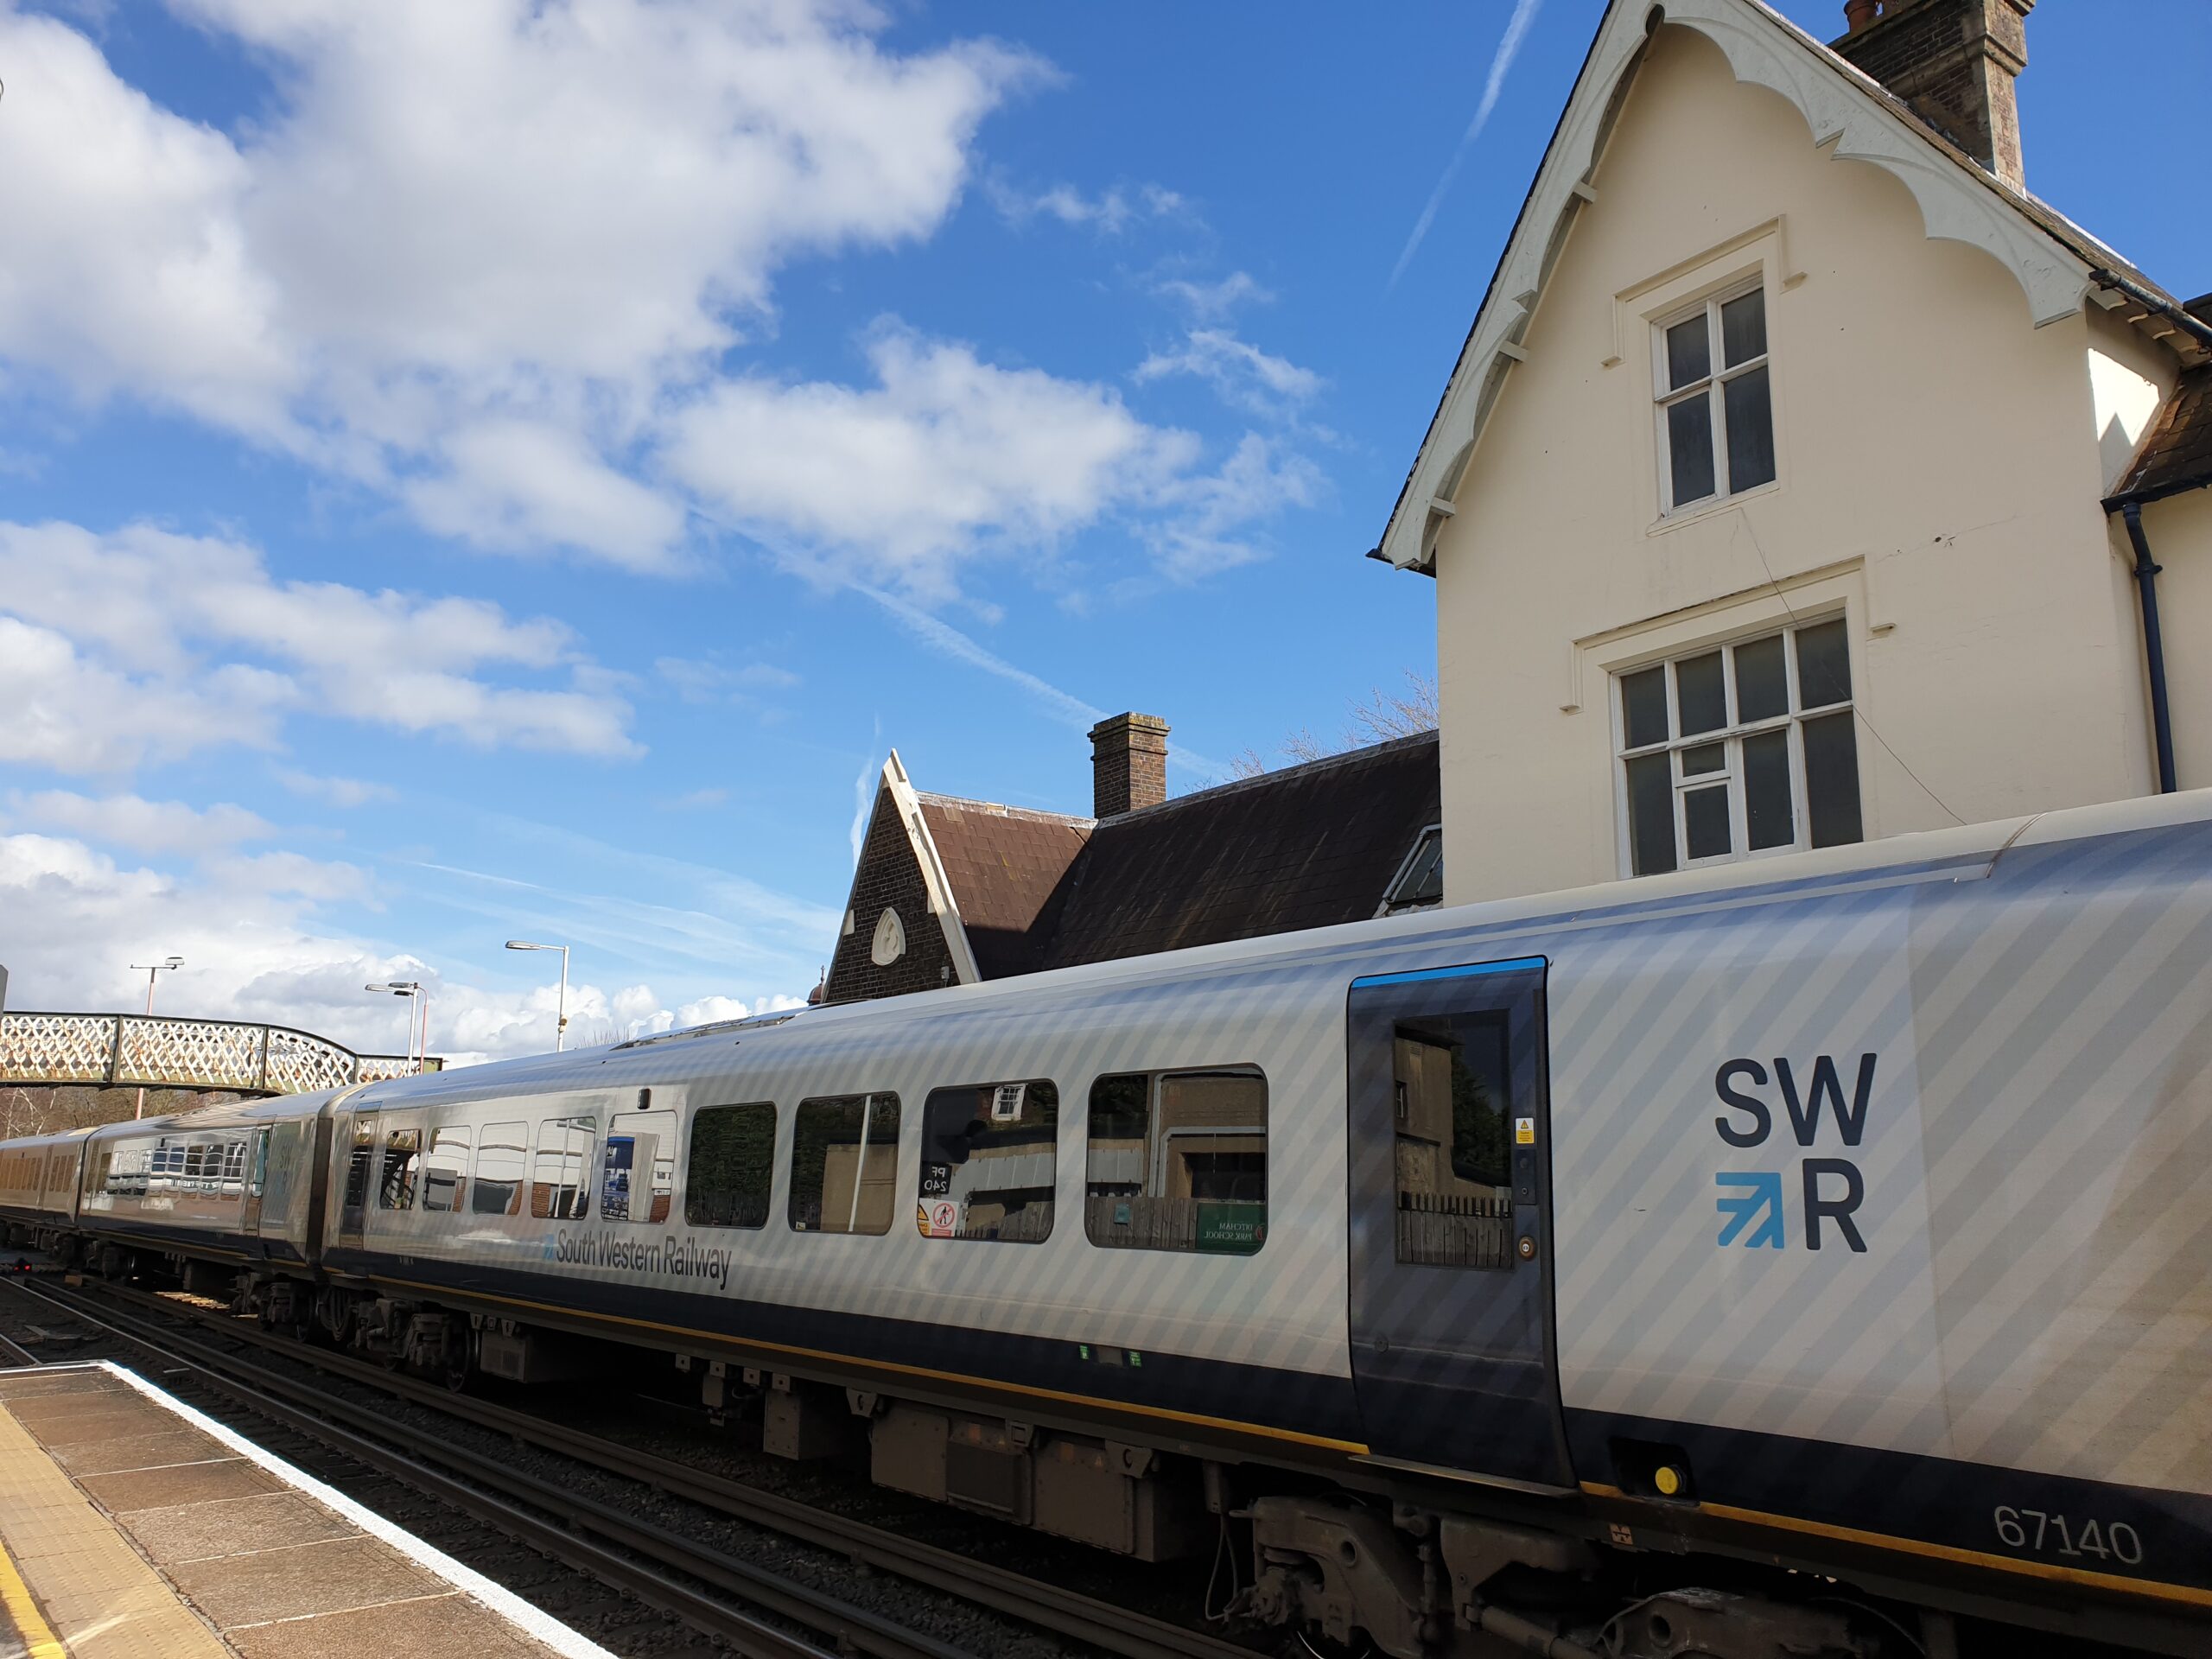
[1515,1117,1535,1145]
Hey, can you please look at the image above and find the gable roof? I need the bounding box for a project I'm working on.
[1373,0,2203,575]
[914,795,1090,979]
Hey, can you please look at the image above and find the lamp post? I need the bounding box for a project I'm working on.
[126,956,183,1120]
[505,940,569,1052]
[365,982,428,1071]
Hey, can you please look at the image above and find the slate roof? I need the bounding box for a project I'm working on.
[2111,299,2212,507]
[914,796,1090,980]
[1033,731,1441,969]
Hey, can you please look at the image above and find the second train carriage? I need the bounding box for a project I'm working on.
[20,787,2212,1656]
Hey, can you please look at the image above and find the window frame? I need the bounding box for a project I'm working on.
[1612,614,1860,877]
[1651,278,1774,518]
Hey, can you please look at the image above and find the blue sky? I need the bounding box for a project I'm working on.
[2,0,2203,1061]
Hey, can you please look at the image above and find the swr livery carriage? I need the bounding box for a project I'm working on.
[10,791,2211,1658]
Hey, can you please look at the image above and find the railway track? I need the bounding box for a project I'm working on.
[3,1274,1268,1659]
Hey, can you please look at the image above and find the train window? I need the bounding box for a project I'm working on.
[1084,1069,1267,1255]
[342,1120,377,1213]
[422,1127,471,1213]
[531,1116,597,1220]
[1391,1016,1513,1268]
[916,1081,1058,1244]
[788,1094,900,1235]
[601,1108,677,1223]
[379,1128,422,1210]
[471,1122,527,1217]
[684,1103,776,1230]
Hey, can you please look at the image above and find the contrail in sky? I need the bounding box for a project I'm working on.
[1389,0,1546,289]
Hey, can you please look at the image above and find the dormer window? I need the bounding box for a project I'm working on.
[1655,283,1775,513]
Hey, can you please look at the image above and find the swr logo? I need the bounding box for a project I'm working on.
[1712,1055,1872,1254]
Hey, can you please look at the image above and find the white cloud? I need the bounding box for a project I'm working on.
[0,0,1037,563]
[988,176,1186,235]
[273,769,397,809]
[1141,434,1325,582]
[7,791,272,856]
[0,519,639,765]
[656,657,802,702]
[1153,270,1273,319]
[668,323,1196,596]
[1135,328,1323,417]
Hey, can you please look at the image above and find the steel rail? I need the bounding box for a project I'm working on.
[56,1276,1258,1659]
[3,1277,967,1659]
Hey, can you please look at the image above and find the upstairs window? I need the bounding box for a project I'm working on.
[1656,283,1774,512]
[1617,617,1863,876]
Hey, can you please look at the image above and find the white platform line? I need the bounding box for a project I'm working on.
[99,1360,619,1659]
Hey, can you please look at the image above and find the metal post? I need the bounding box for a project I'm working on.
[846,1095,874,1234]
[556,949,569,1052]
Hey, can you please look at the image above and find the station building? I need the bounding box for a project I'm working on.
[1373,0,2211,906]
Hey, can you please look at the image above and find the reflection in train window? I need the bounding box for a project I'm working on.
[788,1094,899,1235]
[379,1128,421,1210]
[342,1119,377,1214]
[1391,1014,1513,1268]
[601,1107,678,1223]
[916,1081,1057,1243]
[1085,1069,1267,1255]
[422,1126,471,1213]
[472,1122,527,1217]
[531,1116,596,1219]
[686,1103,776,1230]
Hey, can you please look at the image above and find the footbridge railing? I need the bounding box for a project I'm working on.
[0,1012,441,1096]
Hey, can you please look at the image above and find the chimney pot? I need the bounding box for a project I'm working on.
[1089,712,1169,818]
[1833,0,2033,191]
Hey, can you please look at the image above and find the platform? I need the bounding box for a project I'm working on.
[0,1362,612,1659]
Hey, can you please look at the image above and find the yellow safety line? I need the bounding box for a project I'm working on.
[0,1534,68,1659]
[1582,1480,2212,1610]
[368,1272,1371,1455]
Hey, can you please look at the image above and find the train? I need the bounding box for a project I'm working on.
[4,789,2209,1659]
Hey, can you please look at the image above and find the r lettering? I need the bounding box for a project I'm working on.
[1802,1158,1867,1253]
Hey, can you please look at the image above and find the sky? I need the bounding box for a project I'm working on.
[1,0,2204,1064]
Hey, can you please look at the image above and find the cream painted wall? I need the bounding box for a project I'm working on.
[2143,486,2212,793]
[1433,23,2170,906]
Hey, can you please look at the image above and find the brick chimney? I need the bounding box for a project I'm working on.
[1089,713,1168,818]
[1834,0,2032,192]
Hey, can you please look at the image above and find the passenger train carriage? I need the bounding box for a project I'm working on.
[10,791,2212,1658]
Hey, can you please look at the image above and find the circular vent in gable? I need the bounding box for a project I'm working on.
[869,907,906,967]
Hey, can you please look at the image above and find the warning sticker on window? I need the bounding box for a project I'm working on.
[1515,1116,1535,1145]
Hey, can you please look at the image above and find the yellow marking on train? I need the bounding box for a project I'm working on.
[0,1535,67,1659]
[1580,1481,2212,1611]
[367,1273,1370,1456]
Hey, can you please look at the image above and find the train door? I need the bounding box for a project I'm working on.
[335,1112,377,1248]
[240,1128,271,1238]
[1345,956,1573,1489]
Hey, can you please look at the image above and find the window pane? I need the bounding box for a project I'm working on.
[378,1128,419,1210]
[601,1108,678,1222]
[918,1081,1058,1243]
[1086,1070,1266,1255]
[1684,784,1732,861]
[1666,314,1711,389]
[1667,397,1716,505]
[1721,287,1766,366]
[1802,712,1865,848]
[1725,365,1776,493]
[531,1116,595,1220]
[1680,741,1726,778]
[1745,728,1794,850]
[686,1103,776,1230]
[789,1094,900,1235]
[1675,651,1726,735]
[1383,827,1445,912]
[1625,753,1675,876]
[423,1126,469,1213]
[1734,632,1788,722]
[1796,619,1852,707]
[1392,1016,1512,1268]
[1621,666,1669,749]
[471,1123,526,1216]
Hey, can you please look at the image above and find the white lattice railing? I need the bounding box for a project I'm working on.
[0,1012,441,1096]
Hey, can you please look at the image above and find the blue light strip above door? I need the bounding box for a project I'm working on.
[1350,955,1548,989]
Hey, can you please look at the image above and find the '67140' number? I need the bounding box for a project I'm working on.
[1993,1507,2143,1565]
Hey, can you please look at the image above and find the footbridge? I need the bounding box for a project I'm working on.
[0,1011,440,1097]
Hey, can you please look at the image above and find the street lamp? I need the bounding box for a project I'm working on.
[505,940,569,1052]
[126,956,183,1121]
[365,982,429,1071]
